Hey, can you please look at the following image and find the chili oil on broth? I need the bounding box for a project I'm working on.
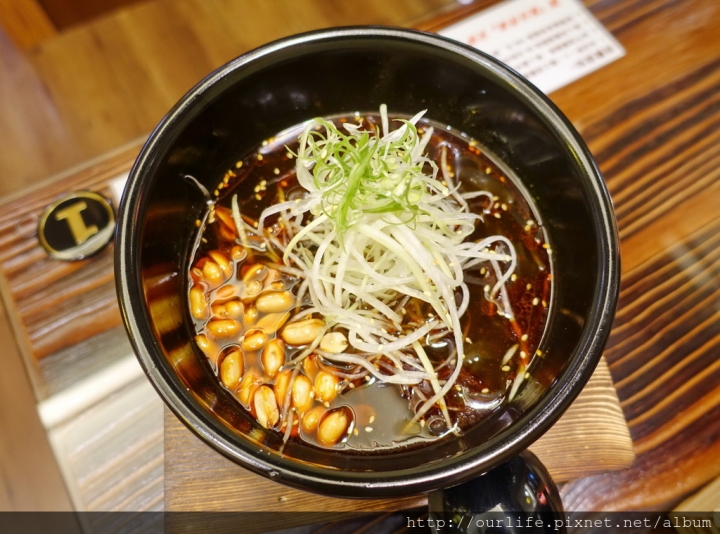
[187,112,552,453]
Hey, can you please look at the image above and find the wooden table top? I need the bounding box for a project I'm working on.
[1,0,718,516]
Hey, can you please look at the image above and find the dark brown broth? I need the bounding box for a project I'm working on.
[189,113,551,451]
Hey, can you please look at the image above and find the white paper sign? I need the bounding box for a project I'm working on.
[439,0,625,94]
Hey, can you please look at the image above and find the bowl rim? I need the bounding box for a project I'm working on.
[115,25,620,497]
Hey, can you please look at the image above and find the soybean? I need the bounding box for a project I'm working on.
[320,332,348,354]
[207,319,241,338]
[314,371,339,404]
[220,350,244,389]
[301,406,326,434]
[256,311,290,334]
[256,291,295,313]
[189,286,208,319]
[254,386,279,429]
[242,263,268,284]
[317,408,351,446]
[261,339,285,378]
[292,375,314,413]
[208,251,233,278]
[281,318,325,346]
[195,334,219,365]
[238,371,263,406]
[202,261,224,286]
[241,329,268,352]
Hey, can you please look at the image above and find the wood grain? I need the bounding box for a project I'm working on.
[0,143,140,397]
[0,0,455,201]
[37,0,145,31]
[0,298,73,510]
[165,358,634,512]
[0,0,718,515]
[0,0,56,49]
[0,139,633,512]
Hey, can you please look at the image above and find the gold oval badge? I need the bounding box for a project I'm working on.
[38,191,115,261]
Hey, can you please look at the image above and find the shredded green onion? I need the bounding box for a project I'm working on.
[247,105,517,433]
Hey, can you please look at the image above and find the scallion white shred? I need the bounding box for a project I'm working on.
[238,106,517,433]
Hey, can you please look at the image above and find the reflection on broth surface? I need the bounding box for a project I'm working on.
[187,108,551,452]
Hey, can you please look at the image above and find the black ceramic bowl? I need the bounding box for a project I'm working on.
[115,27,619,498]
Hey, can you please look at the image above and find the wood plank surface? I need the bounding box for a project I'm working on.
[423,0,720,513]
[0,139,633,512]
[0,0,456,201]
[0,0,718,517]
[0,143,140,398]
[165,357,633,513]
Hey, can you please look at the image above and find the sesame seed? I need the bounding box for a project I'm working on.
[542,300,548,307]
[484,284,491,292]
[481,388,490,394]
[235,161,243,168]
[273,168,280,175]
[501,203,508,211]
[401,308,407,315]
[486,167,492,174]
[369,415,375,424]
[511,274,517,281]
[195,219,201,227]
[526,283,532,290]
[286,152,294,159]
[502,365,511,372]
[353,428,359,436]
[521,334,528,341]
[480,267,487,275]
[465,337,472,344]
[378,344,384,351]
[255,194,262,200]
[532,298,539,305]
[213,190,219,196]
[536,349,543,356]
[494,213,501,219]
[365,427,373,433]
[520,351,527,359]
[257,154,263,161]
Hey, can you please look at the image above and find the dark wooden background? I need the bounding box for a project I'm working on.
[0,0,718,515]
